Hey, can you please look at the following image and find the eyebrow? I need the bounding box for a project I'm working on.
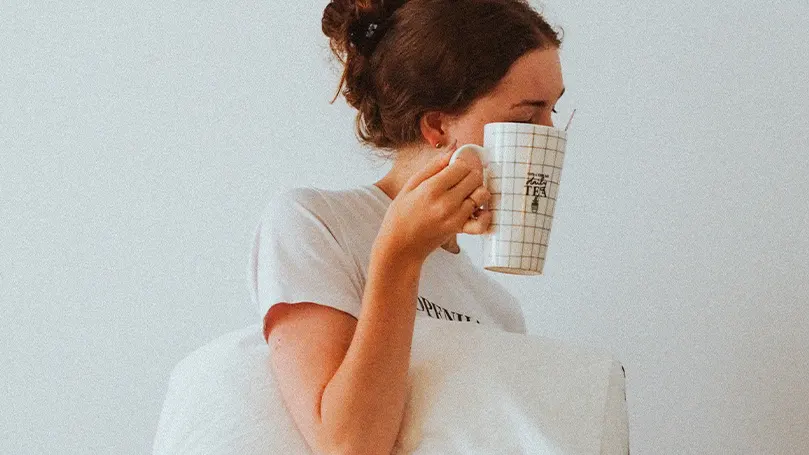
[510,87,566,109]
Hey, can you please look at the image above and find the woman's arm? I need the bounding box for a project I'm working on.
[320,241,423,455]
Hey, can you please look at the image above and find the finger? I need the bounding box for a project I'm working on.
[450,195,483,230]
[444,165,484,207]
[402,145,456,192]
[461,209,494,235]
[467,186,491,210]
[429,161,479,199]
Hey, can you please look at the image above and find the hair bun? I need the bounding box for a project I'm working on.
[322,1,350,52]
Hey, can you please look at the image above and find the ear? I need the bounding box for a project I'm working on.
[419,111,454,148]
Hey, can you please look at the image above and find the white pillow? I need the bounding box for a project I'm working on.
[153,324,308,455]
[397,318,628,454]
[153,320,628,454]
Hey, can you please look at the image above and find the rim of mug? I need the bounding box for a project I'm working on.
[484,122,567,137]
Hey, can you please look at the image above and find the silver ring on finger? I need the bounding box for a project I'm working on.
[466,196,480,219]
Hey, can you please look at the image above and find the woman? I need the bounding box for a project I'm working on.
[248,0,565,453]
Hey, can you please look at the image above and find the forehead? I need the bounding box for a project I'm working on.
[486,47,563,101]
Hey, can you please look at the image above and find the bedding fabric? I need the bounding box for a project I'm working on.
[153,320,629,454]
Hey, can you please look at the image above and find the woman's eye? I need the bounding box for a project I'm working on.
[517,111,555,123]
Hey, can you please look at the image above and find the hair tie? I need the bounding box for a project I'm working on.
[348,15,390,57]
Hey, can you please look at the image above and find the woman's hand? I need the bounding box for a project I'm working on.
[375,141,493,263]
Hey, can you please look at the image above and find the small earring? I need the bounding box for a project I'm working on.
[435,142,444,149]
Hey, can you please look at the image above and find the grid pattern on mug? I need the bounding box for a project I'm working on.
[485,123,567,271]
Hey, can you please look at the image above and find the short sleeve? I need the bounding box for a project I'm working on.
[246,188,364,342]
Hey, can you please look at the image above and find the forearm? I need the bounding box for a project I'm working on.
[320,242,422,455]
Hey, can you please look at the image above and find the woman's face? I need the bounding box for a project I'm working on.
[445,46,565,146]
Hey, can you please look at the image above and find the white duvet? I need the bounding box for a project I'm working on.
[153,319,628,454]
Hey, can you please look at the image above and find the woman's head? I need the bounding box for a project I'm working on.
[322,0,564,159]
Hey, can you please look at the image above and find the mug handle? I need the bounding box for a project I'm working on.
[449,144,490,191]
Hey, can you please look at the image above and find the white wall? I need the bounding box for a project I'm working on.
[1,1,806,453]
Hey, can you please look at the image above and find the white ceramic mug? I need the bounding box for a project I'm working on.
[450,122,568,275]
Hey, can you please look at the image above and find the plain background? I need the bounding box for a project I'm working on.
[2,0,807,453]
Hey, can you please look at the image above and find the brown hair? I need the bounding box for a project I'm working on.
[322,0,563,159]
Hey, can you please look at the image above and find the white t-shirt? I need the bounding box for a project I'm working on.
[247,184,526,342]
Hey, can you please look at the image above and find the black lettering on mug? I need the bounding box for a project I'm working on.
[525,172,548,213]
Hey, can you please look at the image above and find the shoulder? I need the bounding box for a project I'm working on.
[259,186,334,226]
[263,186,363,216]
[258,185,369,245]
[264,186,323,213]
